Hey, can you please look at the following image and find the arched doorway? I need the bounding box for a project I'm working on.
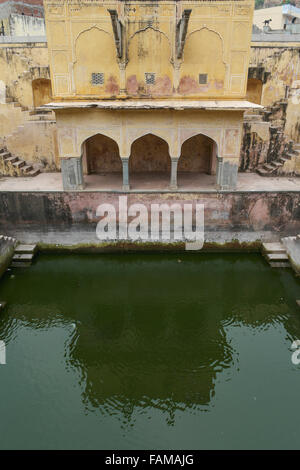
[178,134,217,188]
[82,134,122,189]
[246,78,263,105]
[129,134,171,189]
[32,78,52,107]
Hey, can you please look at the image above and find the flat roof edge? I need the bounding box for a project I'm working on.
[42,100,263,111]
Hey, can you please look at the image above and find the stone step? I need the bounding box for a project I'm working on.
[12,253,34,261]
[15,244,37,254]
[262,242,286,253]
[263,163,276,171]
[29,115,55,122]
[29,109,52,116]
[27,169,40,177]
[279,157,289,164]
[0,151,11,159]
[5,156,18,164]
[270,161,282,168]
[244,114,263,122]
[12,160,25,169]
[286,153,295,160]
[267,253,289,261]
[269,262,291,268]
[22,164,33,173]
[11,262,32,268]
[257,168,271,176]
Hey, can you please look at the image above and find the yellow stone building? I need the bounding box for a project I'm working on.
[44,0,258,190]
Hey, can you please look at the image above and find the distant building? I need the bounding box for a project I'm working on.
[0,0,45,37]
[254,3,300,31]
[263,0,300,8]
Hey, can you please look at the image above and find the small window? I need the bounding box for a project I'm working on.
[91,72,104,85]
[199,74,208,85]
[145,73,156,85]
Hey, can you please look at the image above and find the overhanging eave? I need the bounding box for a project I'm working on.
[42,100,263,112]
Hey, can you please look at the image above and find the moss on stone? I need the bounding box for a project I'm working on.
[36,239,262,254]
[0,245,14,278]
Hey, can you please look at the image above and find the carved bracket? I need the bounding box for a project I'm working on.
[108,9,123,59]
[176,9,192,59]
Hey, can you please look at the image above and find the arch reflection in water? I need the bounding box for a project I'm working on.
[1,252,300,444]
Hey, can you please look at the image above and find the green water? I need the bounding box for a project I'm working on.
[0,253,300,450]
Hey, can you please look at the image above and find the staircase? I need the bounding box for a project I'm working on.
[257,143,300,176]
[0,148,40,177]
[262,242,291,268]
[253,97,300,177]
[11,244,37,268]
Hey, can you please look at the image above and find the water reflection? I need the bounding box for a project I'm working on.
[1,253,300,428]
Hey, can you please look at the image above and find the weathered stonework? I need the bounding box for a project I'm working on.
[0,191,299,242]
[0,235,16,278]
[61,157,85,190]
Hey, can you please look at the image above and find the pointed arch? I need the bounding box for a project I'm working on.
[179,27,227,96]
[74,26,119,96]
[129,133,171,189]
[126,27,173,96]
[177,133,218,187]
[81,133,122,175]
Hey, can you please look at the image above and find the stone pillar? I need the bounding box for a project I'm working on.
[119,62,126,96]
[121,157,130,191]
[170,157,179,190]
[216,156,238,190]
[61,156,85,190]
[216,156,223,187]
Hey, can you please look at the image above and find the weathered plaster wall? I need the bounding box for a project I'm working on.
[0,41,58,170]
[249,44,300,144]
[285,79,300,143]
[0,236,15,278]
[56,108,243,165]
[0,192,299,241]
[8,14,45,36]
[249,46,300,107]
[0,41,49,108]
[44,0,254,100]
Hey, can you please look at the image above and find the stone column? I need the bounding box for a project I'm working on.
[216,156,238,190]
[118,62,127,96]
[121,157,130,191]
[216,155,223,187]
[61,156,85,190]
[170,157,179,190]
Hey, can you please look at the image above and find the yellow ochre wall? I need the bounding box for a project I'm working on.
[56,107,244,164]
[44,0,254,100]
